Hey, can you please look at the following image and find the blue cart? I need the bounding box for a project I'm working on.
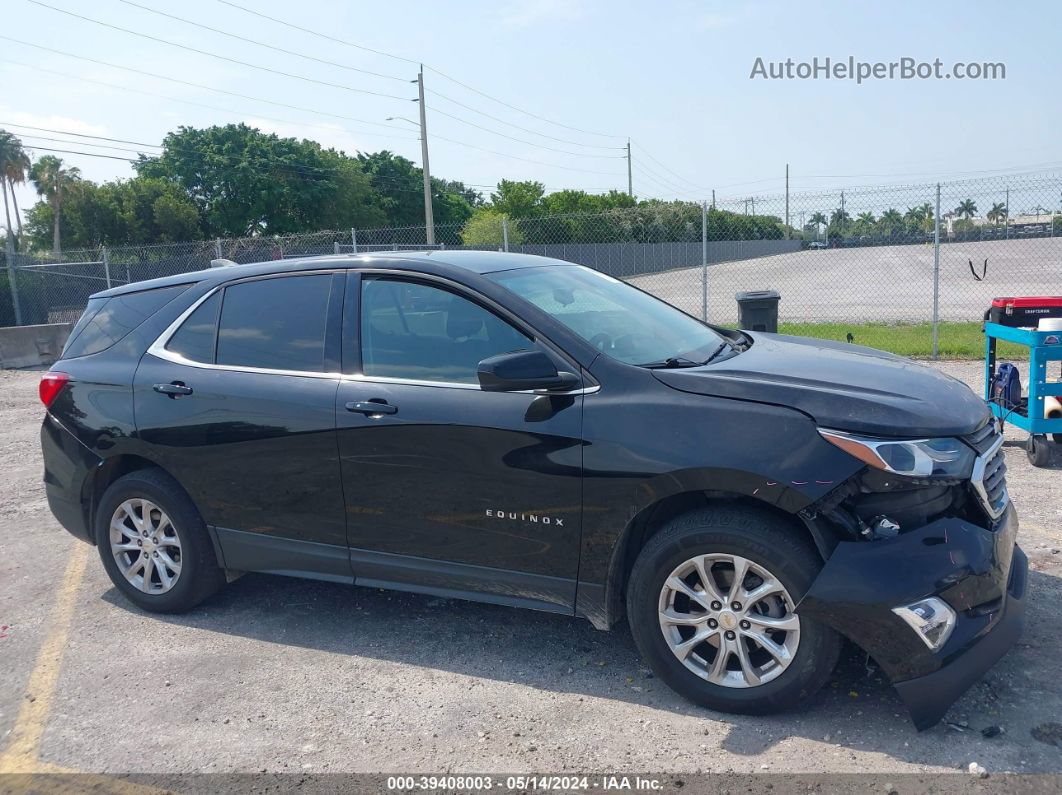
[984,321,1062,466]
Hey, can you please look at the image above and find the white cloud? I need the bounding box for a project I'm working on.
[4,109,108,137]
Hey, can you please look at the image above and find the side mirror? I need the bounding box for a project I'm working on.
[477,350,581,393]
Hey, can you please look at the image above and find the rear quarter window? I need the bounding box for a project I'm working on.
[62,285,189,359]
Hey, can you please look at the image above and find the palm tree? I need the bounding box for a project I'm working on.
[878,208,903,237]
[954,198,977,219]
[807,211,828,240]
[987,202,1007,225]
[29,154,81,254]
[0,134,31,243]
[0,130,24,243]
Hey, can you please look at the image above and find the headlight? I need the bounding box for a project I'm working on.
[892,597,956,651]
[819,429,975,479]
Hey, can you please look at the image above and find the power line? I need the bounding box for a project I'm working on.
[26,1,412,101]
[630,161,703,198]
[425,105,627,159]
[214,0,624,140]
[428,89,624,150]
[115,0,407,83]
[0,59,420,144]
[428,133,627,177]
[216,0,419,65]
[0,41,413,132]
[631,140,710,191]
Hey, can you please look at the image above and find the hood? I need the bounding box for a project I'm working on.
[654,332,990,438]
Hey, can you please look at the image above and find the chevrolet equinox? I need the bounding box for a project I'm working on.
[40,251,1025,729]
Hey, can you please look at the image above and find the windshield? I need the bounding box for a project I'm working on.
[489,265,727,365]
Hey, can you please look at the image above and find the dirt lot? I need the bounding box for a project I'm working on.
[1,362,1061,779]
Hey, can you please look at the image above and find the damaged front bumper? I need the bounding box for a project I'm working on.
[797,503,1025,730]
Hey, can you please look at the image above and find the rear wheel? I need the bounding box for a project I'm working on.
[95,468,225,612]
[626,506,840,715]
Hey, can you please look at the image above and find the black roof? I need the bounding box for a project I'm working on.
[91,249,564,298]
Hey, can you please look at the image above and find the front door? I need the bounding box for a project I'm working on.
[336,274,584,613]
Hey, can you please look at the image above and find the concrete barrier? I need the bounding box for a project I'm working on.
[0,323,73,369]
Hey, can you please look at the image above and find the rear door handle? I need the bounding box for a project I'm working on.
[153,382,193,397]
[346,400,397,416]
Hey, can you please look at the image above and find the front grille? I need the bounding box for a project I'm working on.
[965,423,1009,521]
[965,421,999,455]
[980,448,1008,515]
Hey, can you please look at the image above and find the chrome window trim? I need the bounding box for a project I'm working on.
[970,432,1009,520]
[148,281,599,396]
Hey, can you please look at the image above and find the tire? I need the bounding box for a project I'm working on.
[95,468,225,612]
[1027,435,1051,468]
[626,506,840,716]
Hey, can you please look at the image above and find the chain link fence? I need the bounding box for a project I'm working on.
[4,173,1061,355]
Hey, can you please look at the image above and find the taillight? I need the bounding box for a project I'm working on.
[39,371,70,408]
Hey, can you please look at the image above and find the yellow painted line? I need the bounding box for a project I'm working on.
[0,541,89,773]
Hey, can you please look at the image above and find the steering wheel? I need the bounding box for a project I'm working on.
[589,332,613,351]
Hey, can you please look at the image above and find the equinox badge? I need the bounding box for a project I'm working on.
[485,509,564,526]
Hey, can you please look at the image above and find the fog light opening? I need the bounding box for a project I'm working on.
[892,597,956,651]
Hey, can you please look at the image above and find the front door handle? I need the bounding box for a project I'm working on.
[346,400,398,416]
[153,382,193,397]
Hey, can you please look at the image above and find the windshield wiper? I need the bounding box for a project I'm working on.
[699,341,731,365]
[638,356,701,369]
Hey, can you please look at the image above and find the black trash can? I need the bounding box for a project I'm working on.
[735,290,780,333]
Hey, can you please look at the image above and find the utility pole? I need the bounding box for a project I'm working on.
[711,189,715,209]
[784,164,790,239]
[417,66,436,246]
[626,139,633,198]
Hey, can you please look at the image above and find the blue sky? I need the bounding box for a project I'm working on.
[2,0,1059,218]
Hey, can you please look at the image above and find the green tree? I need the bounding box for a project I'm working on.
[987,202,1007,225]
[137,124,385,236]
[355,151,475,232]
[459,208,522,248]
[0,130,31,245]
[24,176,201,249]
[29,154,81,254]
[489,180,545,218]
[954,198,977,219]
[878,208,903,238]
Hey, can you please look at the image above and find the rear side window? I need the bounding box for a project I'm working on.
[165,291,221,363]
[63,285,188,359]
[216,275,332,372]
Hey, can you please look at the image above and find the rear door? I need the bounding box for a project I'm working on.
[335,271,586,613]
[133,271,350,581]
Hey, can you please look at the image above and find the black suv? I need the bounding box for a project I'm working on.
[40,251,1025,729]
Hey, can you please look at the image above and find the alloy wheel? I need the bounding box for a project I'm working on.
[109,498,183,594]
[658,553,800,688]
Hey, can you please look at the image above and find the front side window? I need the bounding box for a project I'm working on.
[215,275,332,372]
[489,264,727,366]
[361,278,532,384]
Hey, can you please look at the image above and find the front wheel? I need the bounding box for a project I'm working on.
[626,507,840,715]
[95,468,225,612]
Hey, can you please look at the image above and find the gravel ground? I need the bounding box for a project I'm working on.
[1,362,1061,779]
[630,237,1062,324]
